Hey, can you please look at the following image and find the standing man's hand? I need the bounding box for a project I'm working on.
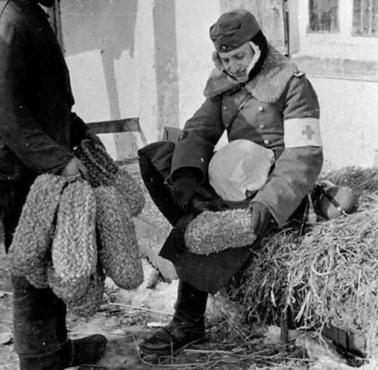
[60,157,88,181]
[249,201,272,237]
[85,129,104,147]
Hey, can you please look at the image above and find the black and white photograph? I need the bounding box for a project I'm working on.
[0,0,378,369]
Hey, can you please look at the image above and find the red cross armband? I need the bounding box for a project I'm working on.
[283,118,322,148]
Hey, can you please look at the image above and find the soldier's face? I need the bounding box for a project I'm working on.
[219,42,255,82]
[38,0,55,7]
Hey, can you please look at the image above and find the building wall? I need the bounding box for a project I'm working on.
[60,0,378,170]
[293,0,378,170]
[60,0,218,160]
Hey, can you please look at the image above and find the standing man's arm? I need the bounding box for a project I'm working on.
[0,19,85,177]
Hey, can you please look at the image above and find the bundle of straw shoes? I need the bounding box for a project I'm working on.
[8,139,145,316]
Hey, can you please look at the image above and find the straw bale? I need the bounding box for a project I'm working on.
[76,139,145,216]
[95,186,143,290]
[185,209,257,255]
[49,181,97,302]
[8,174,66,286]
[221,167,378,355]
[323,166,378,196]
[288,208,378,338]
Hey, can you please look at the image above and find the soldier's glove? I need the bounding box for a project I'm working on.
[249,201,272,237]
[171,168,212,211]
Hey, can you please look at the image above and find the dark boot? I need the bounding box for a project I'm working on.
[139,280,208,355]
[61,334,107,368]
[19,353,63,370]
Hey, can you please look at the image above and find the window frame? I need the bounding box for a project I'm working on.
[296,0,378,61]
[307,0,340,34]
[352,0,378,37]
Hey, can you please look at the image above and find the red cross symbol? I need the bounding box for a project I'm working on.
[302,125,315,140]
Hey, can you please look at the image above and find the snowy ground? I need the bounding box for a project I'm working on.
[1,165,377,369]
[1,253,377,370]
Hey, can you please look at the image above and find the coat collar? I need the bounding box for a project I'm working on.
[12,0,49,19]
[203,46,298,103]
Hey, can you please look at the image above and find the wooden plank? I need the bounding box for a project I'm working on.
[87,118,141,134]
[162,126,182,142]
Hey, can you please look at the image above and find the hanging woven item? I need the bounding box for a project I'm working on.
[49,180,97,303]
[67,266,105,317]
[76,139,145,216]
[95,186,144,289]
[185,209,257,255]
[8,174,67,288]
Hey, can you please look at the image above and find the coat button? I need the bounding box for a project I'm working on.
[223,106,228,111]
[258,106,264,112]
[264,139,270,145]
[259,124,265,129]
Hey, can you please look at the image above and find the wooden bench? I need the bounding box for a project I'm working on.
[87,117,148,147]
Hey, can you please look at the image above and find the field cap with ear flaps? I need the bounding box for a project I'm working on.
[209,9,261,52]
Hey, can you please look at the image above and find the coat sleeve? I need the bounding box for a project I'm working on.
[69,112,89,148]
[170,95,225,181]
[252,75,323,226]
[0,18,73,174]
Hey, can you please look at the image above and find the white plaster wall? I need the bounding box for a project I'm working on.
[310,76,378,171]
[61,0,157,159]
[60,0,378,171]
[175,0,220,126]
[294,0,378,170]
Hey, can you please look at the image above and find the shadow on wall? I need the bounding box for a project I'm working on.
[60,0,180,142]
[61,0,138,59]
[60,0,139,141]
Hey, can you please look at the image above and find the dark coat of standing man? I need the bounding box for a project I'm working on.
[0,0,107,368]
[138,9,323,356]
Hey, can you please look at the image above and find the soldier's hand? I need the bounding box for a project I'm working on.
[249,201,272,237]
[171,168,211,211]
[61,157,88,181]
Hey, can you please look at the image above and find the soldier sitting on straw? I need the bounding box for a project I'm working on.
[138,9,323,356]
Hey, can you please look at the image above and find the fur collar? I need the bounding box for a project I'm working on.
[203,46,298,103]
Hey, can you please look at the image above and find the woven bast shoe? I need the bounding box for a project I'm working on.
[139,317,205,356]
[185,209,257,255]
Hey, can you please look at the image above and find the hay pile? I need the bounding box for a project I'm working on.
[223,166,378,355]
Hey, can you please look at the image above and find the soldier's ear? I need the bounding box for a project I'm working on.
[212,51,223,70]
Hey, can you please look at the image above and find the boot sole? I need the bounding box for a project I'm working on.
[140,335,207,357]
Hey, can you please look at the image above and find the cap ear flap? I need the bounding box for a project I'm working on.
[212,50,223,70]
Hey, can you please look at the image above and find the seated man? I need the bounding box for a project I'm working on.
[138,9,323,356]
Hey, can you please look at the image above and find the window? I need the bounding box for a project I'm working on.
[308,0,339,33]
[353,0,378,36]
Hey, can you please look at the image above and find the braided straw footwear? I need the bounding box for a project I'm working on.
[95,186,143,289]
[8,174,67,288]
[76,139,145,216]
[185,209,257,255]
[49,181,97,303]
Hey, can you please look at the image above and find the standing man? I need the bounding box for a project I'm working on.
[138,9,323,356]
[0,0,107,369]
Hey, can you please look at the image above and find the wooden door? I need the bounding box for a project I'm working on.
[219,0,289,55]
